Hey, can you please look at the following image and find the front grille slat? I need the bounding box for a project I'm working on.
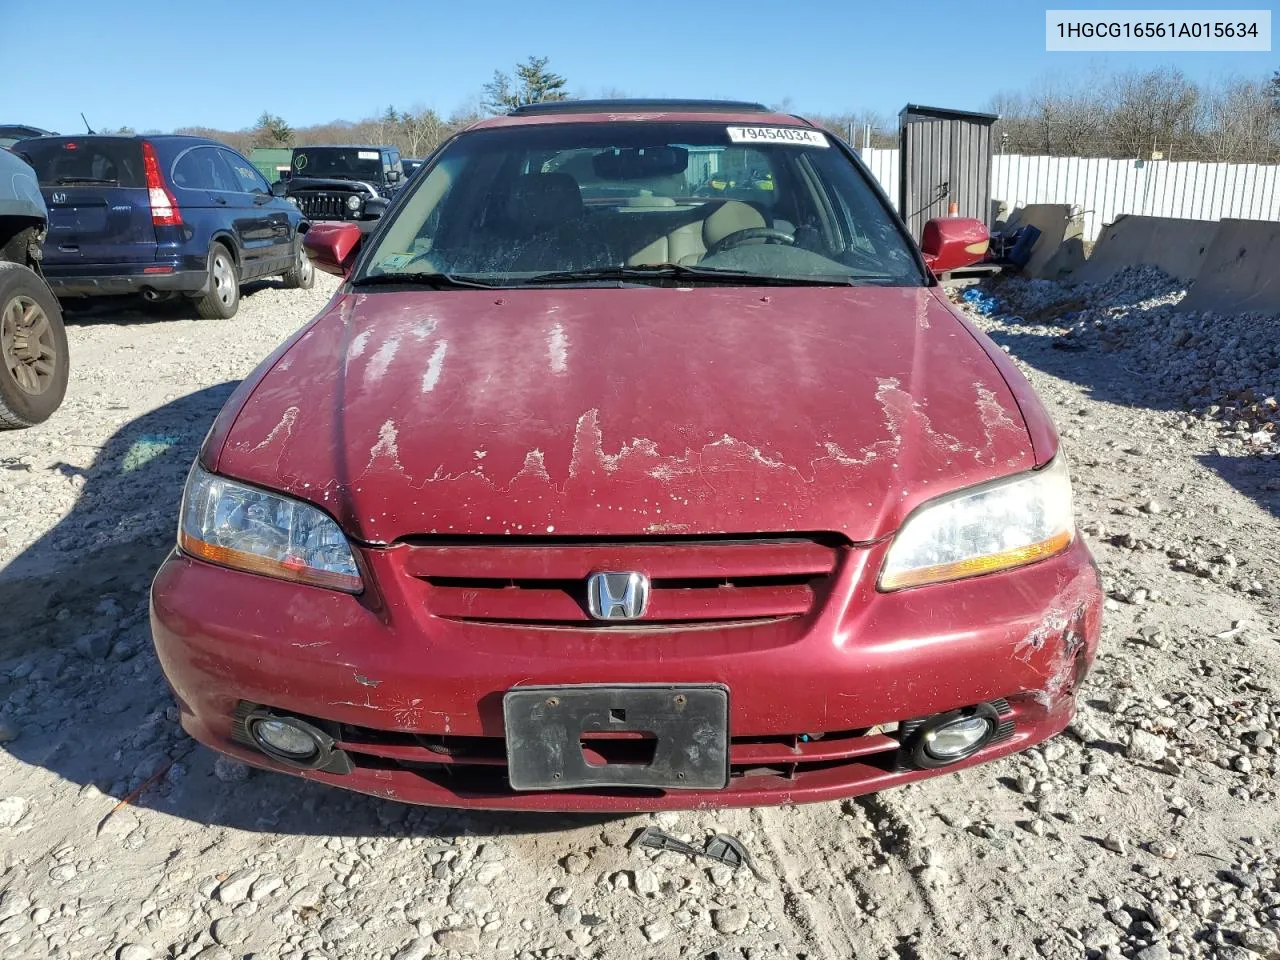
[401,539,837,581]
[335,724,901,777]
[296,191,357,220]
[424,582,815,623]
[401,536,840,627]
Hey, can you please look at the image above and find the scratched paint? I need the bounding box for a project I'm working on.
[365,335,401,383]
[345,329,372,371]
[368,420,401,469]
[547,322,569,374]
[216,285,1044,542]
[421,340,448,393]
[250,406,299,451]
[1012,573,1101,707]
[915,288,930,329]
[975,383,1029,461]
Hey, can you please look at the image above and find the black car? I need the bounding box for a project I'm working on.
[15,135,313,318]
[280,145,405,229]
[0,124,57,151]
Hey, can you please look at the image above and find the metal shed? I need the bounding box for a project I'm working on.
[898,104,997,239]
[250,147,293,185]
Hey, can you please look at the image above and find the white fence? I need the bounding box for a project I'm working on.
[857,147,1280,240]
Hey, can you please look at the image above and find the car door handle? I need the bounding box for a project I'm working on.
[212,196,227,205]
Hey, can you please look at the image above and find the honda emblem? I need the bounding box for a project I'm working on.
[586,571,650,621]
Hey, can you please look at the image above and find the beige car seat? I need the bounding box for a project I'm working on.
[626,200,767,266]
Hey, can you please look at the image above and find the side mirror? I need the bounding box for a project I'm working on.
[304,222,363,277]
[270,180,287,197]
[920,217,990,274]
[386,169,401,183]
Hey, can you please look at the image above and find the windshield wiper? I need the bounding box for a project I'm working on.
[350,271,500,290]
[53,177,118,185]
[521,264,858,287]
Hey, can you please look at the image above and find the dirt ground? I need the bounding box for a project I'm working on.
[1,271,1277,960]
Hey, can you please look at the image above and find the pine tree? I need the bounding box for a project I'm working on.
[254,112,293,146]
[482,56,569,113]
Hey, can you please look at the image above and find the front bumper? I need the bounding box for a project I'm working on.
[150,536,1102,811]
[302,216,381,235]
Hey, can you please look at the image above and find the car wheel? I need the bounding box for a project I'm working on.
[0,262,70,429]
[281,239,315,290]
[195,244,240,319]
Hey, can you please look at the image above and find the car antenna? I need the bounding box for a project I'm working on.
[80,113,96,134]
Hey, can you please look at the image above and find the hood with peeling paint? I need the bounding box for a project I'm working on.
[211,286,1040,543]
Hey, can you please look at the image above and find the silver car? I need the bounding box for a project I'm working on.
[0,146,68,427]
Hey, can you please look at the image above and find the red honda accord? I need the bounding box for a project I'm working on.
[151,100,1102,811]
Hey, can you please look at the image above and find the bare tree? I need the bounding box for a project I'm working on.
[1202,78,1278,162]
[810,111,895,148]
[401,106,446,158]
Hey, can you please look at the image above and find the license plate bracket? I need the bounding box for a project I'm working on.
[503,684,729,791]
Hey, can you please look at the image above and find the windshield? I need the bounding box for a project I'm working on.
[292,148,382,181]
[360,122,923,287]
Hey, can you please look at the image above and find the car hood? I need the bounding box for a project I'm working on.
[213,286,1037,543]
[286,177,379,194]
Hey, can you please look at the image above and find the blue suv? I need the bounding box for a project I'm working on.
[14,135,312,318]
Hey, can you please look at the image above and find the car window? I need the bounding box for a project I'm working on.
[291,148,382,182]
[362,121,922,287]
[16,137,146,188]
[221,150,271,194]
[172,146,238,192]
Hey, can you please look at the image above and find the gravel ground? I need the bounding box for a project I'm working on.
[1,269,1278,960]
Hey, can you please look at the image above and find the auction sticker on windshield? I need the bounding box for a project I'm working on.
[727,127,829,147]
[358,151,380,160]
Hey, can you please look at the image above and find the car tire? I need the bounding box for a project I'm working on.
[0,262,70,429]
[195,243,240,319]
[280,238,315,290]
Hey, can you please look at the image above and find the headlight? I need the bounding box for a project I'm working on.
[287,196,300,207]
[879,456,1074,591]
[177,463,363,593]
[346,194,362,211]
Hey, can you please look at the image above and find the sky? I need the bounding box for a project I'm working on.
[4,0,1275,134]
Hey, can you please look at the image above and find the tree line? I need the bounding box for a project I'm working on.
[115,59,1280,165]
[166,56,570,159]
[986,67,1280,163]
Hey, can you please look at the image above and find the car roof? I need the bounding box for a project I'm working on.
[0,124,56,137]
[293,144,395,150]
[17,133,223,146]
[470,98,818,130]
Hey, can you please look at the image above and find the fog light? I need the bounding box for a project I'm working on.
[923,716,993,760]
[251,718,318,759]
[905,702,1002,769]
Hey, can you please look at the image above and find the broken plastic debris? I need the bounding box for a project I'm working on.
[628,826,762,877]
[121,433,181,472]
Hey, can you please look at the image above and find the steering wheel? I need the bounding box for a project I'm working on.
[704,227,796,257]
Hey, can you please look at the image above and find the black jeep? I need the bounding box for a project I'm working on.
[275,145,405,229]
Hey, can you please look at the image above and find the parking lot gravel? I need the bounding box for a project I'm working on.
[1,269,1278,960]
